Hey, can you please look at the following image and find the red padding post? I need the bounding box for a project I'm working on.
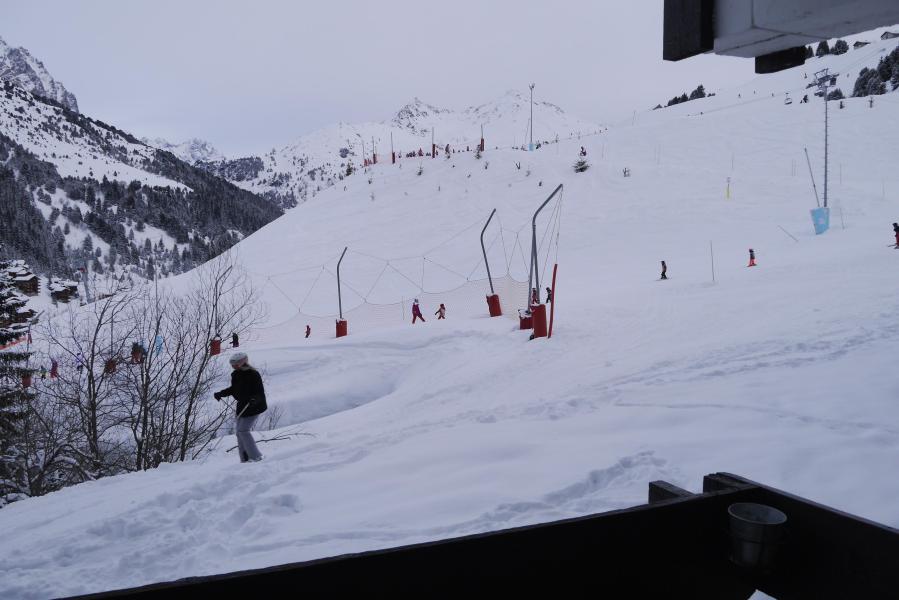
[519,311,533,330]
[548,264,558,339]
[486,294,502,317]
[391,151,396,164]
[210,339,222,356]
[336,320,348,338]
[531,303,548,338]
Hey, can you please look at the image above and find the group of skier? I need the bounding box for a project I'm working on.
[659,223,899,281]
[411,299,446,324]
[659,248,759,280]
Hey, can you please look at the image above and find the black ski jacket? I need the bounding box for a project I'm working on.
[218,367,267,417]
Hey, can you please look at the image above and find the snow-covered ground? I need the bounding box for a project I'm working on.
[2,39,899,598]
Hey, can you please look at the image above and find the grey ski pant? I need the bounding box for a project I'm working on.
[236,414,262,462]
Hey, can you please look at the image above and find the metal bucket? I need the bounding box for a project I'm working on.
[728,502,787,571]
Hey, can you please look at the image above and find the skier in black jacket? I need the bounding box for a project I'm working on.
[214,352,267,462]
[893,223,899,248]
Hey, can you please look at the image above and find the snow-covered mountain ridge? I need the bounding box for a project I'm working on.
[141,136,224,164]
[202,89,602,209]
[0,36,78,112]
[0,81,281,282]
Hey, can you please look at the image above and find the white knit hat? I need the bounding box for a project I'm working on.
[229,352,248,367]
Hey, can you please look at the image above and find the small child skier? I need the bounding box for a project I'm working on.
[748,248,757,267]
[893,223,899,248]
[660,260,668,280]
[545,286,553,303]
[412,299,426,324]
[434,303,446,320]
[305,324,311,338]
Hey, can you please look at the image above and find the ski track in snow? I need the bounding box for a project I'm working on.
[0,451,671,598]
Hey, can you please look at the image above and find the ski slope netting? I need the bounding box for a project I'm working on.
[244,229,547,338]
[243,179,563,339]
[254,273,530,337]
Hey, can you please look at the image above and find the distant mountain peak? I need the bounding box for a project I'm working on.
[141,136,225,164]
[467,89,566,121]
[392,97,451,130]
[0,36,79,112]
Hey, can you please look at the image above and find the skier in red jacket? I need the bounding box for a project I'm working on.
[412,299,426,324]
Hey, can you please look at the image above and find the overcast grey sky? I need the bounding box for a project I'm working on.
[2,0,754,156]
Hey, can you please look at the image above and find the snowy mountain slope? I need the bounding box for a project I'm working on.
[645,25,899,120]
[141,136,224,164]
[205,90,601,208]
[0,82,282,281]
[1,81,183,188]
[0,36,78,112]
[3,40,899,598]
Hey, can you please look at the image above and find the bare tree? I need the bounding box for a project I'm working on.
[23,252,265,490]
[12,391,90,499]
[38,286,138,476]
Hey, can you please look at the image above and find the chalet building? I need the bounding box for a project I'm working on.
[6,260,39,295]
[49,278,80,303]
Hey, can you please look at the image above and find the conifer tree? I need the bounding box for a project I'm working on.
[0,261,33,506]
